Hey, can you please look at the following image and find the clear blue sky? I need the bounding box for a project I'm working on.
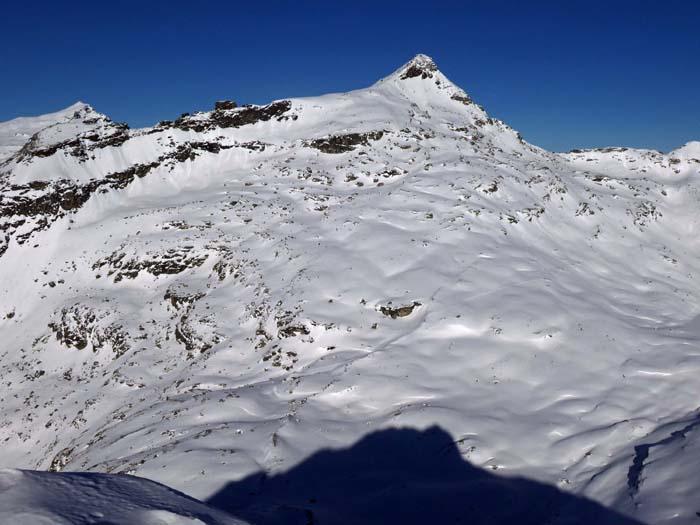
[1,0,698,152]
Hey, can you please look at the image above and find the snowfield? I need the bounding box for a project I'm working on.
[0,54,699,523]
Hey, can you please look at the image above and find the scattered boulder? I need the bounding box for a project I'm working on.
[379,302,422,319]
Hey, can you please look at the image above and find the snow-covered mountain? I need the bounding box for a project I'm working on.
[0,468,244,524]
[1,54,699,524]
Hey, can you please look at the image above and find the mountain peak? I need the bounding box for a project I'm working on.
[63,101,98,118]
[374,53,450,89]
[395,53,439,80]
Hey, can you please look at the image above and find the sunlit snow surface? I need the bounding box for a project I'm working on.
[1,55,699,523]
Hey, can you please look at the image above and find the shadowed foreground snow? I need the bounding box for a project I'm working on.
[0,468,245,525]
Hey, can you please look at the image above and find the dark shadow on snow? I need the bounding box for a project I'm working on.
[207,425,642,524]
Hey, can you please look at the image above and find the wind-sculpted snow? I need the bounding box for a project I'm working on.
[0,54,699,523]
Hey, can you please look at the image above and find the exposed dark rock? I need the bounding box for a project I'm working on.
[93,247,209,282]
[278,325,310,338]
[379,302,421,319]
[0,137,241,256]
[482,182,498,193]
[102,161,162,189]
[307,131,384,154]
[239,141,267,152]
[189,141,234,154]
[377,167,405,178]
[48,447,74,472]
[174,314,221,357]
[173,100,294,132]
[21,136,86,161]
[212,100,293,128]
[48,302,131,357]
[214,100,238,110]
[401,60,438,80]
[11,122,131,165]
[48,304,97,350]
[93,323,130,358]
[451,93,474,105]
[165,287,205,310]
[1,181,90,218]
[89,124,130,149]
[172,144,197,162]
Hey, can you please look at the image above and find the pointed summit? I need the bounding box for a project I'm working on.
[399,54,439,79]
[373,54,444,87]
[395,54,439,80]
[373,54,474,107]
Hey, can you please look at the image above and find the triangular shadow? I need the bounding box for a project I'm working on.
[207,425,642,524]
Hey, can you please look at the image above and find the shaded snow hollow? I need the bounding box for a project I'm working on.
[0,54,699,524]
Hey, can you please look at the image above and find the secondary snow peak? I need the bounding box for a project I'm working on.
[63,101,92,113]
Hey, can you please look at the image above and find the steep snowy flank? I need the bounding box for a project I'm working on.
[0,54,699,524]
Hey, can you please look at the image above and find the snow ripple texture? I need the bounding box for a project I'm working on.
[0,54,699,524]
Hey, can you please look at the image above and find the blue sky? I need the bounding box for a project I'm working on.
[1,0,698,152]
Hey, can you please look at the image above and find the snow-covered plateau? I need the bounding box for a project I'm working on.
[1,54,699,524]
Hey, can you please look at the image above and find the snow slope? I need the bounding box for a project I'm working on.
[0,468,245,524]
[1,54,699,523]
